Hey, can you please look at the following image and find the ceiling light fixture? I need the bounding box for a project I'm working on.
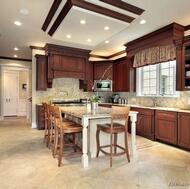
[66,34,71,38]
[14,47,19,51]
[104,26,109,30]
[19,9,30,15]
[80,20,86,24]
[14,55,18,58]
[87,39,91,42]
[140,19,146,24]
[14,21,22,26]
[105,40,109,44]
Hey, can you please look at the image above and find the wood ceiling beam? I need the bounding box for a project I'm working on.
[72,0,135,23]
[41,0,62,32]
[185,24,190,31]
[48,0,73,36]
[99,0,144,15]
[45,0,140,36]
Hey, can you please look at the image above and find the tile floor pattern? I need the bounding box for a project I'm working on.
[0,118,190,189]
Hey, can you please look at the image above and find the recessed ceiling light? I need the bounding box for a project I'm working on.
[14,55,18,58]
[87,39,91,42]
[105,40,109,44]
[80,20,86,24]
[14,47,19,51]
[140,19,146,24]
[104,26,109,30]
[19,9,30,15]
[14,21,22,26]
[66,34,71,38]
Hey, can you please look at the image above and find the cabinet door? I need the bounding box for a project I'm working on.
[113,62,121,91]
[178,113,190,150]
[36,105,45,130]
[132,107,155,140]
[155,110,177,144]
[80,62,93,91]
[35,55,47,91]
[113,58,135,92]
[183,42,190,90]
[93,61,113,80]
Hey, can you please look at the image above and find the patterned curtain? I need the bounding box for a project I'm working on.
[133,44,176,67]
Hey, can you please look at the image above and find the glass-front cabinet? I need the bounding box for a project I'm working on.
[184,42,190,90]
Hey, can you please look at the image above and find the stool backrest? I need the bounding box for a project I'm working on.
[111,106,130,129]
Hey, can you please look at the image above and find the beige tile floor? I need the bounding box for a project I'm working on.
[0,118,190,189]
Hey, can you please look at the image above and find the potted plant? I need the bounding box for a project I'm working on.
[91,94,100,110]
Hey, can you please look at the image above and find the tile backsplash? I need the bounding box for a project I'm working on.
[36,78,190,109]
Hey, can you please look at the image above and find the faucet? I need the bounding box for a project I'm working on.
[151,97,157,107]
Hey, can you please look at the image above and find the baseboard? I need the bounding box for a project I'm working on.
[31,122,37,129]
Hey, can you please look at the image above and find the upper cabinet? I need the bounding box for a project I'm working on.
[93,61,113,80]
[113,57,135,92]
[176,35,190,91]
[80,61,94,92]
[35,54,47,91]
[183,40,190,90]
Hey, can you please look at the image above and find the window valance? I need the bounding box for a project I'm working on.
[133,44,176,67]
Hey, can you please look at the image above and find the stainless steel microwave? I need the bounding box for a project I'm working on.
[93,80,112,92]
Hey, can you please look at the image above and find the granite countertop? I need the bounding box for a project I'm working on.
[60,106,138,118]
[99,103,190,113]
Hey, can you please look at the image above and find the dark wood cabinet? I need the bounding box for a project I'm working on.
[131,107,155,140]
[44,44,90,88]
[155,110,178,145]
[183,40,190,90]
[35,54,47,91]
[178,112,190,150]
[93,61,113,80]
[80,61,94,91]
[113,57,134,92]
[36,104,45,130]
[175,35,190,91]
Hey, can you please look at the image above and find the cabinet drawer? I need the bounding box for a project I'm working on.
[155,110,177,120]
[132,107,154,116]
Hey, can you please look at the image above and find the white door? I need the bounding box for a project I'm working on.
[3,71,18,116]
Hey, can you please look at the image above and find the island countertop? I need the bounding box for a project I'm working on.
[59,106,138,119]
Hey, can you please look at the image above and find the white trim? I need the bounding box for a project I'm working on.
[1,66,30,71]
[31,122,37,129]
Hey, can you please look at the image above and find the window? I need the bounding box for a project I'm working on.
[136,60,179,97]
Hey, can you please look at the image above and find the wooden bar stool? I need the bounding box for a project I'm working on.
[96,106,131,167]
[49,105,83,167]
[42,102,50,148]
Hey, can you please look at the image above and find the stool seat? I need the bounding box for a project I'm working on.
[97,122,126,133]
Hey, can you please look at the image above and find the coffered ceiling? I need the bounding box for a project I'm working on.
[0,0,190,61]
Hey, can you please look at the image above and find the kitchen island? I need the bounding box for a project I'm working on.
[60,106,138,167]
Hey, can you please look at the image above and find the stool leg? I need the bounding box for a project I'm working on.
[52,125,58,158]
[96,128,100,157]
[114,133,117,154]
[73,133,78,152]
[124,132,130,162]
[58,127,63,167]
[110,133,113,167]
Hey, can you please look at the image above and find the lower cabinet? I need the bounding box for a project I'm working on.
[178,113,190,150]
[131,107,155,140]
[36,104,45,130]
[155,110,178,145]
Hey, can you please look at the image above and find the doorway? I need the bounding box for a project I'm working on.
[1,67,30,119]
